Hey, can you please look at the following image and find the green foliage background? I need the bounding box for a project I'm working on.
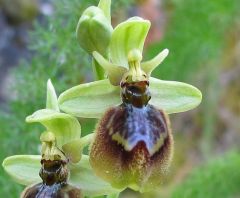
[0,0,240,197]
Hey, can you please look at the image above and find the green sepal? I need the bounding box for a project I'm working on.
[70,155,122,196]
[149,77,202,113]
[141,49,169,76]
[46,79,59,111]
[110,17,150,68]
[93,51,127,85]
[58,79,121,118]
[76,6,113,56]
[26,109,81,148]
[58,77,201,118]
[2,155,121,197]
[2,155,41,186]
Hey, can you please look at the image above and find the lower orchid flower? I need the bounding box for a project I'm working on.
[2,80,121,197]
[21,131,83,198]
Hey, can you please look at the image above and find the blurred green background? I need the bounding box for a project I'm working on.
[0,0,240,197]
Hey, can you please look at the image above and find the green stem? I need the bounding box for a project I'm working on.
[80,133,94,147]
[106,193,120,198]
[92,58,105,80]
[98,0,111,22]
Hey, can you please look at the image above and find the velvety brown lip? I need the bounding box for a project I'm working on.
[90,105,173,189]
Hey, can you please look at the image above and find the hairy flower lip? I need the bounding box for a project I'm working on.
[90,105,173,191]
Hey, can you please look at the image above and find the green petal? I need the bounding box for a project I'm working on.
[26,109,81,148]
[58,80,121,118]
[149,77,202,114]
[62,134,94,163]
[93,51,127,85]
[110,17,150,68]
[2,155,41,186]
[46,79,59,111]
[70,155,122,196]
[141,49,169,75]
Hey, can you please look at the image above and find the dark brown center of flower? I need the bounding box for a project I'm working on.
[40,159,68,186]
[121,80,151,108]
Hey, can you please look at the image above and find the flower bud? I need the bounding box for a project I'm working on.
[76,6,113,56]
[90,80,173,191]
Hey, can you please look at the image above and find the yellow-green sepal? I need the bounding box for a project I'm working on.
[26,109,81,149]
[149,77,202,113]
[2,155,41,186]
[58,79,121,118]
[70,155,123,196]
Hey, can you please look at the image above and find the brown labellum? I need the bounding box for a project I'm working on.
[90,80,174,191]
[21,159,82,198]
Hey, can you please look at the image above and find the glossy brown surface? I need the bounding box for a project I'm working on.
[121,81,151,108]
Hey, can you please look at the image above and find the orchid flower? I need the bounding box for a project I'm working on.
[58,12,202,192]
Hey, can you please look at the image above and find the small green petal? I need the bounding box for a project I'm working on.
[98,0,111,22]
[70,155,122,196]
[141,49,169,75]
[110,17,150,68]
[62,133,94,163]
[93,51,127,85]
[2,155,41,186]
[46,79,59,111]
[58,80,121,118]
[149,77,202,114]
[26,109,81,148]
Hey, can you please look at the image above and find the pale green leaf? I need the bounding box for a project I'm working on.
[141,49,169,75]
[2,155,41,186]
[70,155,122,196]
[149,77,202,114]
[110,17,150,68]
[26,109,81,148]
[93,51,127,85]
[46,79,59,111]
[58,80,121,118]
